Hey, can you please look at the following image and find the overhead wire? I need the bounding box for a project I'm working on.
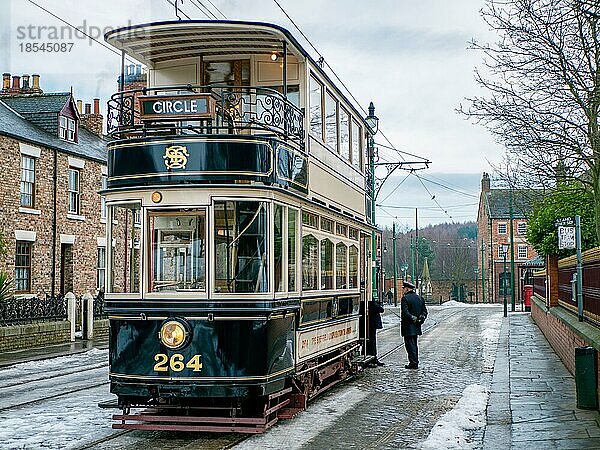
[164,0,193,19]
[378,170,412,204]
[24,0,139,64]
[416,174,479,199]
[413,173,454,222]
[205,0,228,19]
[188,0,220,19]
[270,0,408,164]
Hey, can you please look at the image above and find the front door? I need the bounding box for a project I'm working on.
[60,243,74,295]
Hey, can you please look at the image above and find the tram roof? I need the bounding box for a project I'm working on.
[105,20,309,66]
[105,20,370,126]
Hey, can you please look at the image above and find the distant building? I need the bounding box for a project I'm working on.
[477,173,539,304]
[0,72,107,299]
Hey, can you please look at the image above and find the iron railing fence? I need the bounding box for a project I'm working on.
[107,84,305,147]
[0,294,67,327]
[93,292,107,319]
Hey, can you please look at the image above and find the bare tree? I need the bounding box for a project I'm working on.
[460,0,600,239]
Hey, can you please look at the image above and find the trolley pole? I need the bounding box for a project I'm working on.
[393,222,398,306]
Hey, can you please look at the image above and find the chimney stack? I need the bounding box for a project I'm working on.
[76,99,83,113]
[481,172,491,193]
[31,74,42,93]
[10,75,21,94]
[21,74,31,93]
[80,99,104,136]
[2,73,10,92]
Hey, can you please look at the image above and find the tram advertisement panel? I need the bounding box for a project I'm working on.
[296,317,359,362]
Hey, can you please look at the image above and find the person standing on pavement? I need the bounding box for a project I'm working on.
[401,281,427,369]
[367,298,385,367]
[386,289,393,305]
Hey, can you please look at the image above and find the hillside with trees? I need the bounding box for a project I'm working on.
[380,221,478,286]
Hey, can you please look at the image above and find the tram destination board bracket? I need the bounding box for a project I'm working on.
[139,94,216,121]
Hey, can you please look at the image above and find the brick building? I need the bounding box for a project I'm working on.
[0,73,107,299]
[477,173,539,304]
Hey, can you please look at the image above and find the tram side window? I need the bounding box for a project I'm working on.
[274,204,284,292]
[109,203,141,293]
[349,245,359,289]
[148,210,206,292]
[339,107,350,161]
[302,234,318,290]
[320,238,334,290]
[288,209,297,292]
[325,91,338,152]
[351,119,362,168]
[336,242,348,289]
[309,75,323,140]
[214,201,269,293]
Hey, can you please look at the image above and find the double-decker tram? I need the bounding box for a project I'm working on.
[103,20,376,433]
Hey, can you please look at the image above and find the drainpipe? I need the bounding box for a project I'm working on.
[51,146,58,298]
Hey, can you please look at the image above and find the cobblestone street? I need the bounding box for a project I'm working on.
[236,304,502,449]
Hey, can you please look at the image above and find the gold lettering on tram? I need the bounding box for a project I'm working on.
[163,145,190,169]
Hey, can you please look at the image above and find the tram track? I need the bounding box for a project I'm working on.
[377,306,467,362]
[0,362,109,389]
[0,380,110,412]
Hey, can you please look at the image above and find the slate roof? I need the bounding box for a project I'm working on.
[0,100,107,163]
[484,189,540,219]
[1,93,74,135]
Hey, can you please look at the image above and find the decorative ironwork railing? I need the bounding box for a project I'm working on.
[93,292,107,319]
[0,295,67,326]
[107,84,305,147]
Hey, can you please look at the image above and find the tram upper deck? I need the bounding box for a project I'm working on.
[104,21,370,222]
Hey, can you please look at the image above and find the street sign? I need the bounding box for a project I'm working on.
[558,226,576,249]
[555,217,575,227]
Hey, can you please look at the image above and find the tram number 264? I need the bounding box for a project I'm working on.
[153,353,203,372]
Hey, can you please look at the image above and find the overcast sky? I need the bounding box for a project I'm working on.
[0,0,501,229]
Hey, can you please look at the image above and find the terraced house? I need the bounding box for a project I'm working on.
[0,73,107,299]
[477,172,540,304]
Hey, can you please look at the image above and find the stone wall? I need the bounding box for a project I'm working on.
[0,321,71,352]
[93,319,109,341]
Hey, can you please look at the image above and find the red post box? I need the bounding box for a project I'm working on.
[524,285,533,312]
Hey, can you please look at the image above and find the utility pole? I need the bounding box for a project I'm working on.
[481,240,485,303]
[392,222,398,307]
[509,190,516,312]
[410,235,416,284]
[415,208,419,288]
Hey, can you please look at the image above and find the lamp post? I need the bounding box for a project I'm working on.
[365,102,379,302]
[501,244,509,318]
[474,268,479,304]
[392,223,398,306]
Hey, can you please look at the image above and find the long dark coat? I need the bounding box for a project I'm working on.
[401,290,428,336]
[369,300,384,330]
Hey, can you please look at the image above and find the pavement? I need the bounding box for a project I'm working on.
[484,312,600,449]
[1,305,600,449]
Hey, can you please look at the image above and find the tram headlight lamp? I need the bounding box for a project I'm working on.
[159,320,188,349]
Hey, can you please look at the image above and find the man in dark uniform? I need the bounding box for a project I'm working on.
[401,281,427,369]
[367,299,385,367]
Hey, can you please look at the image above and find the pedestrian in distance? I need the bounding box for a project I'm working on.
[401,281,427,369]
[367,298,385,367]
[386,288,393,305]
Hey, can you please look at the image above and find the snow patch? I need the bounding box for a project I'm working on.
[233,386,368,450]
[436,300,501,308]
[420,384,489,449]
